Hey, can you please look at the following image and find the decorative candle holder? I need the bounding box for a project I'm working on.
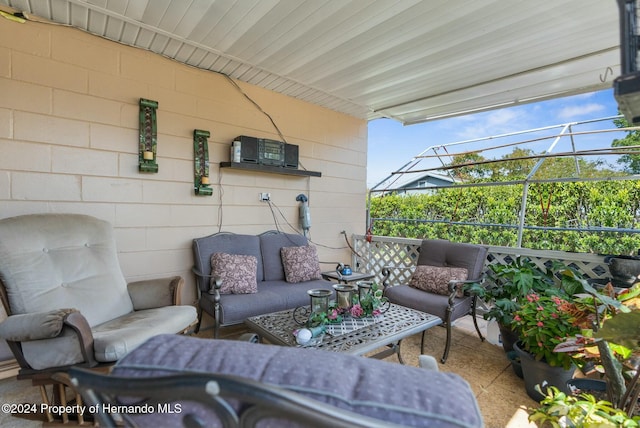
[333,284,356,311]
[357,281,373,302]
[138,98,159,173]
[308,289,332,315]
[193,129,213,196]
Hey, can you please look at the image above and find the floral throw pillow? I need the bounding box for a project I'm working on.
[408,265,468,297]
[280,245,321,283]
[210,252,258,294]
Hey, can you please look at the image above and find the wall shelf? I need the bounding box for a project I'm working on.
[219,162,321,177]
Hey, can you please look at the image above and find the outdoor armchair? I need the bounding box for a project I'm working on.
[0,213,197,420]
[382,239,489,363]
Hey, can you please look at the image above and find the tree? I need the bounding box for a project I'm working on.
[446,152,491,181]
[612,116,640,173]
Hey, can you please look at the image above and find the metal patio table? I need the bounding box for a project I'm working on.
[245,303,442,363]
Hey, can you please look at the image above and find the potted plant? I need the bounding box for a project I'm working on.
[469,257,584,353]
[549,280,640,417]
[512,292,583,401]
[529,385,639,427]
[467,257,550,352]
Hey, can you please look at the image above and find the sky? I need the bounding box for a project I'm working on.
[366,89,623,188]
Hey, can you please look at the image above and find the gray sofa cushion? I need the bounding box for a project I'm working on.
[202,279,334,325]
[112,334,483,428]
[260,232,307,281]
[192,233,263,291]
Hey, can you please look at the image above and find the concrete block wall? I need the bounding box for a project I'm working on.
[0,17,368,336]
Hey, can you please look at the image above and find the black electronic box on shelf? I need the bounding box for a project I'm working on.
[231,135,298,169]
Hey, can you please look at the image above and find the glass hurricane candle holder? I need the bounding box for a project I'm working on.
[357,281,373,302]
[307,289,332,315]
[333,284,356,311]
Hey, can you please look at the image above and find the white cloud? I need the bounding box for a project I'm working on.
[452,108,531,140]
[557,103,605,120]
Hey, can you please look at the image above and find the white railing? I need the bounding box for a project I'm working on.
[350,234,611,286]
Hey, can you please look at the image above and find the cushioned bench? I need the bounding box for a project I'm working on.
[192,231,335,336]
[96,334,484,427]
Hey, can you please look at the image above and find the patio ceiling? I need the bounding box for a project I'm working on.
[0,0,621,124]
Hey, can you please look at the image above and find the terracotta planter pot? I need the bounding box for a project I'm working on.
[514,341,575,402]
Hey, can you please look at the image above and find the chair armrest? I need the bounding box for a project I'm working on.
[192,267,223,295]
[0,309,97,370]
[447,276,485,305]
[381,265,415,287]
[0,309,79,341]
[64,310,98,368]
[128,276,184,309]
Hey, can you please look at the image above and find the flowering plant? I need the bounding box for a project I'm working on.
[307,283,388,327]
[513,292,581,369]
[349,283,388,318]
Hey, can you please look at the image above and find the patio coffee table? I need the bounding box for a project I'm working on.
[245,303,442,362]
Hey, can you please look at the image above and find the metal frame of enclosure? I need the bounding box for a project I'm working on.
[368,115,640,247]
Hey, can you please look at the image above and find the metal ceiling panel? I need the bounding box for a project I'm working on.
[0,0,621,124]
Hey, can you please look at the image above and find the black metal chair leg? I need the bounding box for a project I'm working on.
[194,310,203,334]
[441,308,453,364]
[441,322,452,364]
[396,340,405,365]
[471,297,485,342]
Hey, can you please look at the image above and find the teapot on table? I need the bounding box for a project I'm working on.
[336,263,352,276]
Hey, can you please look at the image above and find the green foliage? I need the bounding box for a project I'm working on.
[529,386,640,428]
[471,257,551,325]
[369,180,640,254]
[613,116,640,174]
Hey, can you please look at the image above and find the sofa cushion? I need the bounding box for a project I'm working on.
[210,253,258,294]
[112,334,483,428]
[200,279,334,325]
[192,233,263,292]
[92,305,197,362]
[260,232,307,281]
[409,265,468,296]
[280,245,321,283]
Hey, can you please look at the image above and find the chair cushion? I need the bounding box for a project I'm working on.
[210,253,258,294]
[384,285,473,321]
[21,325,85,370]
[0,214,133,327]
[92,305,197,362]
[280,245,321,283]
[112,334,483,428]
[409,265,468,297]
[417,239,487,281]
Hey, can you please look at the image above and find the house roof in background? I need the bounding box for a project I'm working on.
[0,0,621,124]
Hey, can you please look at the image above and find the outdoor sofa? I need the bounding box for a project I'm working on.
[192,230,334,336]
